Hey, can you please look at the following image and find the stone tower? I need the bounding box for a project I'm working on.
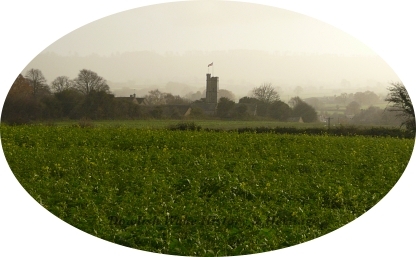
[206,73,218,104]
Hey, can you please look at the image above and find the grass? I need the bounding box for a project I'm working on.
[1,123,414,256]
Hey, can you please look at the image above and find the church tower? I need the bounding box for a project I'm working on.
[206,73,218,104]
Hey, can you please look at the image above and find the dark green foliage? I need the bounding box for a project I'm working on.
[385,82,415,134]
[54,89,84,118]
[239,96,268,117]
[168,122,202,131]
[268,100,292,121]
[291,97,318,122]
[150,106,163,119]
[216,97,235,118]
[74,90,116,120]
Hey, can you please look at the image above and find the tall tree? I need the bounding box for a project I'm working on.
[25,68,50,97]
[291,97,318,122]
[146,89,167,105]
[2,74,37,124]
[239,96,268,117]
[73,69,109,95]
[268,100,292,121]
[385,82,415,133]
[51,76,74,92]
[251,83,280,104]
[216,97,235,118]
[218,89,236,102]
[54,89,84,118]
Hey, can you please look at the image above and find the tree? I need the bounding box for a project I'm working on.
[232,104,249,119]
[25,68,50,97]
[51,76,74,93]
[290,97,318,122]
[385,82,415,133]
[73,69,109,95]
[146,89,167,105]
[268,100,292,121]
[184,91,203,101]
[354,91,380,106]
[239,96,259,105]
[304,97,324,111]
[164,93,190,105]
[218,89,236,102]
[74,90,115,119]
[5,74,32,98]
[216,97,235,118]
[54,89,84,118]
[2,74,37,124]
[345,101,361,116]
[239,96,268,116]
[335,93,348,105]
[251,83,280,104]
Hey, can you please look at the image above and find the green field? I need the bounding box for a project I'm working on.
[1,124,414,256]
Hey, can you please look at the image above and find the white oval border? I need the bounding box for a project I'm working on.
[1,1,415,256]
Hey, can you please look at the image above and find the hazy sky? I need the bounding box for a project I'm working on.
[43,1,375,56]
[24,1,399,99]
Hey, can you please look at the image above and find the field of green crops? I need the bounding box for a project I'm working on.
[1,124,414,256]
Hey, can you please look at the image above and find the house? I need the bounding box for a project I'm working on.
[191,102,217,116]
[136,97,149,105]
[116,94,149,105]
[191,73,219,116]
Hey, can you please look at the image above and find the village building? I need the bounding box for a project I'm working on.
[116,93,149,106]
[191,73,219,116]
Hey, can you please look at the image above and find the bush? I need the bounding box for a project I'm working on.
[77,117,95,128]
[168,122,202,131]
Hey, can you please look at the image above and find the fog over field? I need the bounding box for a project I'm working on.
[22,1,399,101]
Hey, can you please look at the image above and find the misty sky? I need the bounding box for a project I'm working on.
[24,1,400,100]
[42,1,374,56]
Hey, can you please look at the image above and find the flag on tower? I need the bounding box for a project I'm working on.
[208,62,213,67]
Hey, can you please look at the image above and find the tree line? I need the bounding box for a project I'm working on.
[1,69,318,124]
[1,68,414,134]
[212,83,318,122]
[2,69,132,124]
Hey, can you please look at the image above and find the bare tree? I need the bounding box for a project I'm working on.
[251,83,280,103]
[73,69,109,95]
[385,82,415,133]
[146,89,167,105]
[51,76,74,92]
[25,68,50,97]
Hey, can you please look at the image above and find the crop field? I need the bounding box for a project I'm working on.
[1,124,414,256]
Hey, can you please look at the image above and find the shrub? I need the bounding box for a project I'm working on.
[168,122,201,131]
[77,117,95,128]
